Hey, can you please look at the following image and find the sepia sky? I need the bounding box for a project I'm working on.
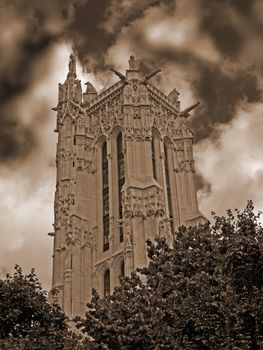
[0,0,263,289]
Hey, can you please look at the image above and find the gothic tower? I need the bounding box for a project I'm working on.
[50,54,206,318]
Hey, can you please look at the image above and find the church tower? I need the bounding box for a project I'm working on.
[50,54,206,318]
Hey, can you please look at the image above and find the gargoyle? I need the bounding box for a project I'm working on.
[110,68,127,82]
[179,102,200,118]
[143,69,161,82]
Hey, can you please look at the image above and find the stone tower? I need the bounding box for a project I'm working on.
[50,54,206,318]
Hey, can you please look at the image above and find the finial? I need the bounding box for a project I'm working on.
[128,55,138,70]
[68,53,76,76]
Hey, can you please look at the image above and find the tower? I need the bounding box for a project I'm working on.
[50,54,206,318]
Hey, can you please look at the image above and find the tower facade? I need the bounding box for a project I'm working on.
[50,55,206,318]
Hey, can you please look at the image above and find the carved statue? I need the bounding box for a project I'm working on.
[65,248,72,269]
[128,55,138,70]
[124,221,133,246]
[158,219,167,238]
[68,54,76,75]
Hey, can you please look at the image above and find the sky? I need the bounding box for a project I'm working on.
[0,0,263,289]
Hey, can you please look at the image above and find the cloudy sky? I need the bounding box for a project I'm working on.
[0,0,262,289]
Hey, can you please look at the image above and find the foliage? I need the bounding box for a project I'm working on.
[77,201,263,349]
[0,265,79,349]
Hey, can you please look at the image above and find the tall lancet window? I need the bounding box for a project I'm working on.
[104,269,110,297]
[164,143,174,235]
[151,136,157,180]
[117,133,125,242]
[102,141,109,252]
[119,260,125,284]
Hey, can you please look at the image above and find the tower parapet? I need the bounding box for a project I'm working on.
[50,54,206,318]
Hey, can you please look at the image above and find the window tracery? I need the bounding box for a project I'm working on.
[164,143,174,234]
[102,141,109,251]
[117,133,125,242]
[151,137,157,180]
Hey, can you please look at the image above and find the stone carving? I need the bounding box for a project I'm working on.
[82,230,96,249]
[99,104,116,135]
[57,148,72,161]
[185,140,193,160]
[66,229,81,246]
[158,218,167,237]
[124,221,133,247]
[124,81,149,105]
[128,55,138,70]
[123,186,165,219]
[124,126,152,142]
[65,248,72,270]
[68,54,76,75]
[174,140,184,152]
[175,160,195,173]
[54,193,75,227]
[152,104,173,138]
[75,158,95,174]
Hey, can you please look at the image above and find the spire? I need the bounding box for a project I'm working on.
[68,53,76,77]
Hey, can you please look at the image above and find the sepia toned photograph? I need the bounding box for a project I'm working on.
[0,0,263,348]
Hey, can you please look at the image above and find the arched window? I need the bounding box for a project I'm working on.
[102,141,109,252]
[164,143,174,234]
[117,133,125,242]
[119,260,125,284]
[151,136,157,180]
[104,269,110,297]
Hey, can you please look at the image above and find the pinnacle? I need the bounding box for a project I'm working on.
[85,81,97,94]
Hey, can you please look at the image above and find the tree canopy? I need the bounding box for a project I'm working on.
[77,201,263,349]
[0,265,79,350]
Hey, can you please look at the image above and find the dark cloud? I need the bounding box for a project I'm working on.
[199,0,247,58]
[67,0,174,71]
[0,108,36,162]
[67,0,112,66]
[191,66,262,141]
[0,0,87,163]
[1,0,263,163]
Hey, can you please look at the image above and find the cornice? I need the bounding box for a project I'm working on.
[86,81,124,114]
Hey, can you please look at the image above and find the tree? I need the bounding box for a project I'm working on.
[0,265,79,349]
[77,201,263,349]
